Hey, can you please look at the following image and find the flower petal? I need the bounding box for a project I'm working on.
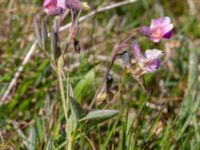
[57,0,66,9]
[142,49,163,72]
[144,49,163,60]
[162,24,173,38]
[144,59,160,72]
[44,7,63,16]
[139,26,151,37]
[149,36,162,43]
[150,17,171,29]
[141,16,174,42]
[43,0,64,16]
[130,42,144,62]
[43,0,57,8]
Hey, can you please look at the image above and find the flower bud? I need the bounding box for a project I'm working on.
[43,0,66,16]
[51,21,61,61]
[65,0,81,12]
[121,51,131,69]
[106,74,113,93]
[33,15,42,48]
[74,39,81,53]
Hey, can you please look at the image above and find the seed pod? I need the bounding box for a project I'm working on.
[51,28,59,61]
[33,15,42,48]
[106,74,113,93]
[41,19,48,50]
[121,51,131,69]
[74,39,81,53]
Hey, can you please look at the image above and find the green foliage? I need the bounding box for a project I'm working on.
[69,96,87,122]
[0,0,200,149]
[80,110,118,122]
[74,66,98,102]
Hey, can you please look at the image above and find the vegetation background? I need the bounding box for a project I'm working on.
[0,0,200,149]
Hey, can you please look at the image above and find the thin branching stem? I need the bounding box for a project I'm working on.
[89,31,137,110]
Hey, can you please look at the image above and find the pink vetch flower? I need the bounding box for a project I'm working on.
[43,0,66,16]
[140,17,173,43]
[130,42,164,73]
[65,0,81,12]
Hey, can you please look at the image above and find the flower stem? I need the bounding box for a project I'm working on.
[89,31,137,110]
[57,71,68,122]
[67,136,73,150]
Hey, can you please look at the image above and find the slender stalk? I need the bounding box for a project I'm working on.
[66,56,73,150]
[67,136,73,150]
[57,71,68,123]
[66,72,69,119]
[89,31,137,109]
[65,9,82,150]
[58,66,72,149]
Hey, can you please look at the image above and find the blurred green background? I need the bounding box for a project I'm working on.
[0,0,200,149]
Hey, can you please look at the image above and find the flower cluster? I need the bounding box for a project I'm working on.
[43,0,81,16]
[131,43,163,73]
[129,17,173,76]
[40,0,82,58]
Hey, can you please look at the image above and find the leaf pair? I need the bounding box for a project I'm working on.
[33,15,48,50]
[69,97,118,123]
[33,15,61,63]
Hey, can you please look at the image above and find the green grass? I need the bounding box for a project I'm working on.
[0,0,200,149]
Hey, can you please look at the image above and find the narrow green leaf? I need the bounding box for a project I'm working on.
[69,96,87,122]
[12,121,29,148]
[46,137,52,150]
[179,48,198,120]
[28,126,37,150]
[74,66,98,101]
[79,110,118,122]
[126,111,135,148]
[57,56,64,72]
[188,49,198,89]
[36,118,43,142]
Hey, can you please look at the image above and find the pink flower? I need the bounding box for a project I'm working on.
[43,0,81,15]
[43,0,66,16]
[65,0,81,12]
[130,42,163,73]
[140,17,173,43]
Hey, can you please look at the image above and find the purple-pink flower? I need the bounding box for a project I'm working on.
[43,0,66,16]
[130,42,163,73]
[65,0,81,12]
[140,17,173,43]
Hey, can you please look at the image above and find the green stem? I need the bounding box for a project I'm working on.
[89,31,137,110]
[67,136,73,150]
[57,71,68,125]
